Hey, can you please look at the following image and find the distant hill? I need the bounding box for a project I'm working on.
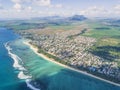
[29,15,87,26]
[114,20,120,23]
[0,15,87,31]
[32,15,87,21]
[32,16,63,20]
[69,15,87,21]
[105,19,120,27]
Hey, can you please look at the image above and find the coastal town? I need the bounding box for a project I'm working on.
[1,0,120,90]
[19,27,120,83]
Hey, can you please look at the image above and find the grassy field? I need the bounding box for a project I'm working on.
[83,21,120,39]
[82,20,120,64]
[1,19,120,65]
[0,19,86,31]
[0,20,46,30]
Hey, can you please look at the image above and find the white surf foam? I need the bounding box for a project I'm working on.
[18,71,32,79]
[5,42,41,90]
[5,43,26,71]
[18,69,41,90]
[26,79,41,90]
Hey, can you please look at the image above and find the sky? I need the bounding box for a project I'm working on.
[0,0,120,19]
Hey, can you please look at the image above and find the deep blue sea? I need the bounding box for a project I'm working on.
[0,27,120,90]
[0,28,31,90]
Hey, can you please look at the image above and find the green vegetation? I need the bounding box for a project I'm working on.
[68,29,87,39]
[0,20,72,31]
[82,21,120,39]
[94,27,110,30]
[48,23,76,30]
[21,19,120,84]
[0,15,86,31]
[89,37,120,61]
[37,47,69,65]
[90,45,120,61]
[1,18,120,65]
[0,21,46,30]
[38,48,61,61]
[82,20,120,63]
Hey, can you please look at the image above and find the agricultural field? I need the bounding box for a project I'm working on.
[82,20,120,66]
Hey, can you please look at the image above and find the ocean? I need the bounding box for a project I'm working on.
[0,27,120,90]
[0,28,30,90]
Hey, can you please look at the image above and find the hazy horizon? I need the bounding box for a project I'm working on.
[0,0,120,19]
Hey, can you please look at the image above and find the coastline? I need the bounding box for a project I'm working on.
[24,41,120,87]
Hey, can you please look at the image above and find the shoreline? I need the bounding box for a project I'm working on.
[24,41,120,87]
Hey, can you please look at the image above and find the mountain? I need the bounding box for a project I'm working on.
[69,15,87,21]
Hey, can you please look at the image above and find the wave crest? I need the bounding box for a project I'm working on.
[4,43,25,70]
[5,42,40,90]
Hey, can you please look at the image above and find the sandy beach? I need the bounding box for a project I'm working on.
[24,41,120,87]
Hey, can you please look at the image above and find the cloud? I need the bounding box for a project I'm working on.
[79,6,109,17]
[11,0,62,9]
[13,3,22,12]
[28,6,32,10]
[12,0,31,12]
[0,3,3,9]
[33,0,51,6]
[114,5,120,15]
[54,4,62,8]
[48,4,63,8]
[14,3,21,9]
[11,0,51,6]
[34,0,63,8]
[114,5,120,10]
[79,5,120,17]
[11,0,32,4]
[11,0,22,3]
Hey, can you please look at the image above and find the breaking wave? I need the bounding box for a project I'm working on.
[5,42,40,90]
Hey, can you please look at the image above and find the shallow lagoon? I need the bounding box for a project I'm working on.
[10,39,120,90]
[0,27,120,90]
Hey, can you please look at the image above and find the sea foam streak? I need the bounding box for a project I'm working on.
[18,71,32,79]
[5,43,25,70]
[26,79,41,90]
[5,42,40,90]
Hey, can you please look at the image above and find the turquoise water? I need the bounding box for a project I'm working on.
[0,27,120,90]
[0,28,30,90]
[9,38,120,90]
